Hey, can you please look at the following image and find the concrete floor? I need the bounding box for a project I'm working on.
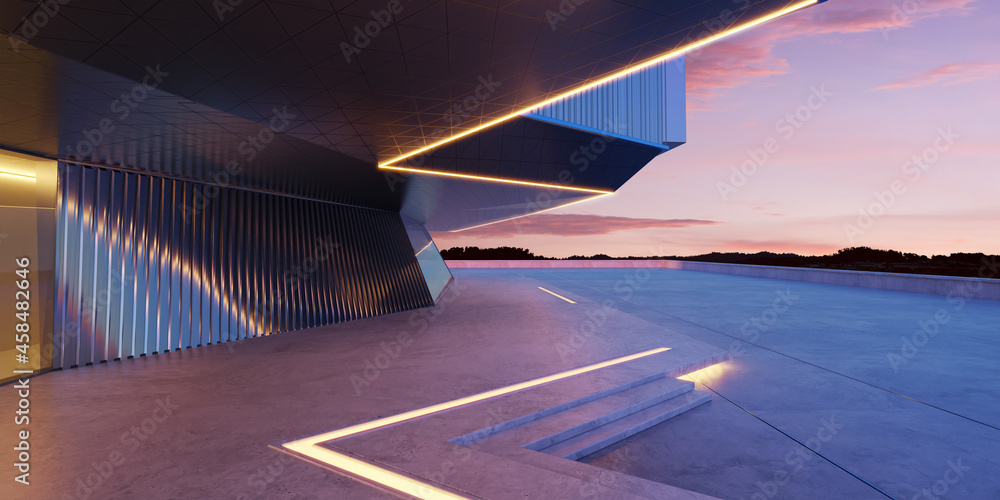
[2,268,998,499]
[501,268,1000,500]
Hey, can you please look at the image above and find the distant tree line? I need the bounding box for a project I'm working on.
[439,246,999,279]
[440,246,544,260]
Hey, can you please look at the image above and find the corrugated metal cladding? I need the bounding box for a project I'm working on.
[527,57,686,147]
[52,163,433,369]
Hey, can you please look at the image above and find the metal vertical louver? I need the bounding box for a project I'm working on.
[52,164,434,369]
[526,57,686,147]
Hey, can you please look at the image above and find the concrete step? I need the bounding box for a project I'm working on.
[517,376,696,452]
[538,389,712,461]
[449,349,702,447]
[331,347,727,500]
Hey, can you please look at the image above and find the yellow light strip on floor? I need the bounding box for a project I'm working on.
[679,361,733,383]
[381,165,614,194]
[278,347,671,498]
[280,442,468,500]
[378,0,817,169]
[538,287,577,304]
[448,193,610,233]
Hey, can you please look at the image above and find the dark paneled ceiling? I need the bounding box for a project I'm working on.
[0,40,399,210]
[0,0,819,230]
[0,0,808,164]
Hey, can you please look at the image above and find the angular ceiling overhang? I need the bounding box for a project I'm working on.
[0,0,825,232]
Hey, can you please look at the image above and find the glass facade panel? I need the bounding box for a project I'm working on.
[0,150,56,383]
[402,216,454,302]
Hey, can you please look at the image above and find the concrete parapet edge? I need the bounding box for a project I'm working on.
[444,260,1000,300]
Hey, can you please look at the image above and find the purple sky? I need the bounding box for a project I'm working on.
[432,0,1000,258]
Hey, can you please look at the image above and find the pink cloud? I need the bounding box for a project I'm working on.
[687,41,788,110]
[438,214,720,238]
[788,0,975,35]
[872,61,1000,90]
[686,0,977,109]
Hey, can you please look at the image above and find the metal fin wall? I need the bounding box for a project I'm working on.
[526,57,686,147]
[52,163,433,369]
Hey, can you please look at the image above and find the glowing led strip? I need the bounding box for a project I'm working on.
[278,347,671,498]
[414,240,435,255]
[381,165,613,194]
[0,170,36,181]
[277,445,468,500]
[537,287,577,304]
[378,0,818,169]
[448,193,610,233]
[680,364,722,381]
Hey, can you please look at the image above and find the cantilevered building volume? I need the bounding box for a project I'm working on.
[0,1,821,378]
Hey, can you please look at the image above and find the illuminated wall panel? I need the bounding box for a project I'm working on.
[52,164,433,369]
[0,151,57,384]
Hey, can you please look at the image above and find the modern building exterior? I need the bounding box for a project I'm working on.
[0,0,822,381]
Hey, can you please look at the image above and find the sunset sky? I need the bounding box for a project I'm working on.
[431,0,1000,258]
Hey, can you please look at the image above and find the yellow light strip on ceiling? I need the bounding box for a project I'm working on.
[414,239,435,255]
[378,0,817,169]
[537,287,577,304]
[449,193,610,233]
[278,347,671,498]
[380,165,614,194]
[0,170,36,181]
